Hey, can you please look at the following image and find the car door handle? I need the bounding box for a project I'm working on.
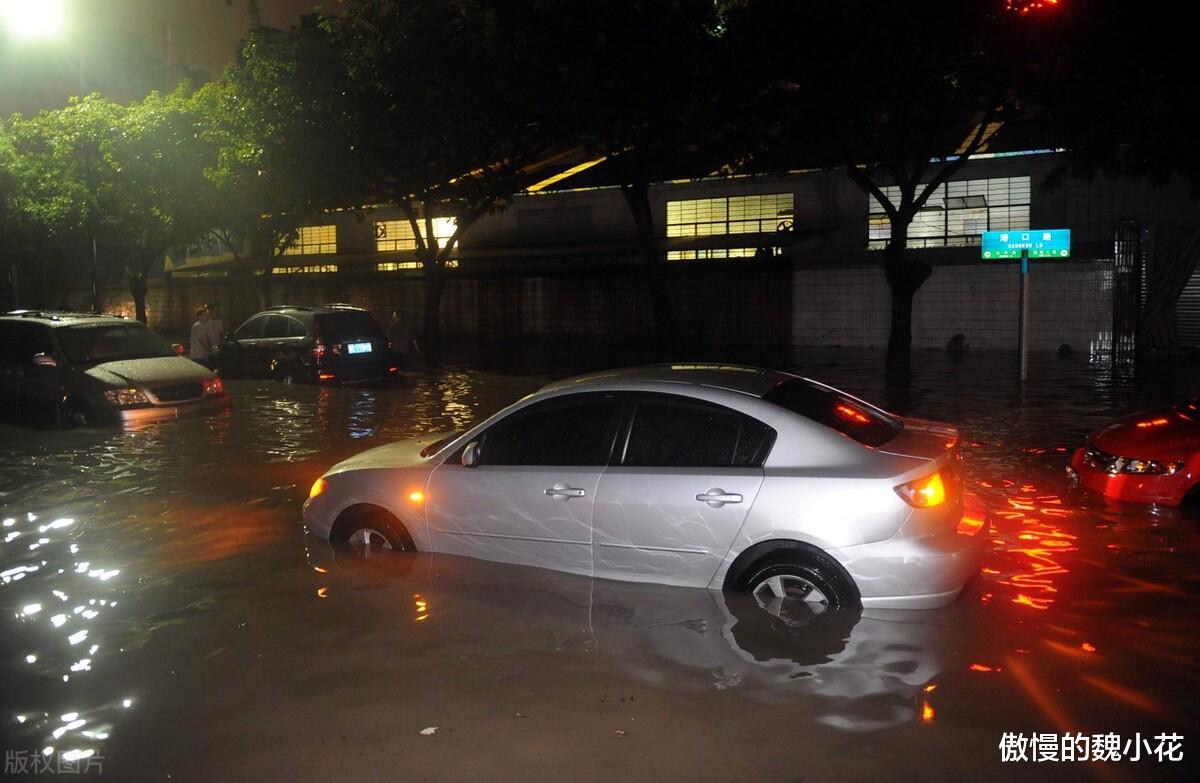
[545,483,587,500]
[696,489,743,508]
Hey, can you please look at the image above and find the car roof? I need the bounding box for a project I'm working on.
[257,304,367,315]
[539,364,796,398]
[0,311,131,327]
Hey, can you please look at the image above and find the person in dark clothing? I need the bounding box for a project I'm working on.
[387,310,419,368]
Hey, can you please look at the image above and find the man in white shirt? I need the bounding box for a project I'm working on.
[190,307,211,365]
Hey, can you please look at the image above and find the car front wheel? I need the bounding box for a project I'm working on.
[331,506,414,554]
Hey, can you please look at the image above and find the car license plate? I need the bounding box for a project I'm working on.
[347,342,372,355]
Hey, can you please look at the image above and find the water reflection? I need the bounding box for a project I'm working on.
[1,352,1198,773]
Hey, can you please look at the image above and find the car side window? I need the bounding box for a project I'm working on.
[0,323,54,362]
[236,316,267,340]
[286,318,308,338]
[0,323,21,363]
[623,397,775,468]
[479,395,621,467]
[264,316,291,339]
[23,325,54,359]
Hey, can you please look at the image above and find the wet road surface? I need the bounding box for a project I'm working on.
[1,351,1198,781]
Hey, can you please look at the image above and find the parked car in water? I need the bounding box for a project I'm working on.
[1067,395,1200,508]
[215,304,397,385]
[0,310,227,427]
[303,364,986,610]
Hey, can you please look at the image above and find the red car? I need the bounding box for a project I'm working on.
[1068,396,1200,507]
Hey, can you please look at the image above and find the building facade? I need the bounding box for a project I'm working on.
[102,150,1200,361]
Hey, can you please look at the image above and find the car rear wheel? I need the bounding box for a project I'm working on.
[61,401,93,429]
[736,550,860,616]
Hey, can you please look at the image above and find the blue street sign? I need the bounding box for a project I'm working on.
[981,229,1071,259]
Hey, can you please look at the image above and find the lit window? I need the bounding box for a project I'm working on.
[667,248,762,261]
[666,194,793,238]
[867,176,1030,249]
[272,264,338,275]
[375,217,457,252]
[282,225,337,256]
[376,260,459,272]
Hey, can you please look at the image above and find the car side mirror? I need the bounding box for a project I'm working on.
[171,343,186,355]
[461,441,481,468]
[31,353,57,367]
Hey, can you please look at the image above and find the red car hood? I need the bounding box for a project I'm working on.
[1090,406,1200,461]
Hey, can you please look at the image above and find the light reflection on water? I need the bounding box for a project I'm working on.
[0,351,1198,775]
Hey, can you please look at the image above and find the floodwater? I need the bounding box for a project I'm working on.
[1,350,1197,782]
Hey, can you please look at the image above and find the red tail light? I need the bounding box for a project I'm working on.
[312,341,326,358]
[202,377,224,396]
[895,472,947,508]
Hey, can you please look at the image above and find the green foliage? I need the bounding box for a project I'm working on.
[1,90,212,317]
[543,0,730,188]
[321,0,556,261]
[192,28,347,285]
[103,88,213,277]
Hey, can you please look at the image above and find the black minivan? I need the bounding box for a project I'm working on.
[216,304,397,384]
[0,311,228,427]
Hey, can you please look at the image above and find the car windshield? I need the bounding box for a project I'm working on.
[762,378,902,447]
[316,312,385,343]
[58,324,176,364]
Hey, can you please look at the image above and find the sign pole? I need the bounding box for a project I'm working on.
[982,229,1068,383]
[1018,249,1029,381]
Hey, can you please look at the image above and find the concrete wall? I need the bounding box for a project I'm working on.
[792,258,1113,352]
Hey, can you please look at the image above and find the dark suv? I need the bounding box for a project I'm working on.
[0,311,228,427]
[216,304,397,384]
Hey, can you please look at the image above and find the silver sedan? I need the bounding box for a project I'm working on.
[303,365,986,610]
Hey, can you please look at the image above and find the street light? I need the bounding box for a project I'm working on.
[0,0,66,40]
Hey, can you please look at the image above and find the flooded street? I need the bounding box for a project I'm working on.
[1,351,1198,782]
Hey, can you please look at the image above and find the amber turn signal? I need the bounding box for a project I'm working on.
[895,472,946,508]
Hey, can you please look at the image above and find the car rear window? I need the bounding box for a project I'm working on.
[762,379,901,447]
[315,312,385,344]
[58,324,176,364]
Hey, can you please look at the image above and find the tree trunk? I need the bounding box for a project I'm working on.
[130,273,149,324]
[257,260,273,309]
[882,219,930,387]
[621,183,672,360]
[422,258,445,367]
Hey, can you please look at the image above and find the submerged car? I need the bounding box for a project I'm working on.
[1067,396,1200,508]
[216,304,397,385]
[0,310,227,427]
[304,365,985,610]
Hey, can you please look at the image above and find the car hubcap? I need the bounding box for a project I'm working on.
[348,527,392,551]
[753,574,829,608]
